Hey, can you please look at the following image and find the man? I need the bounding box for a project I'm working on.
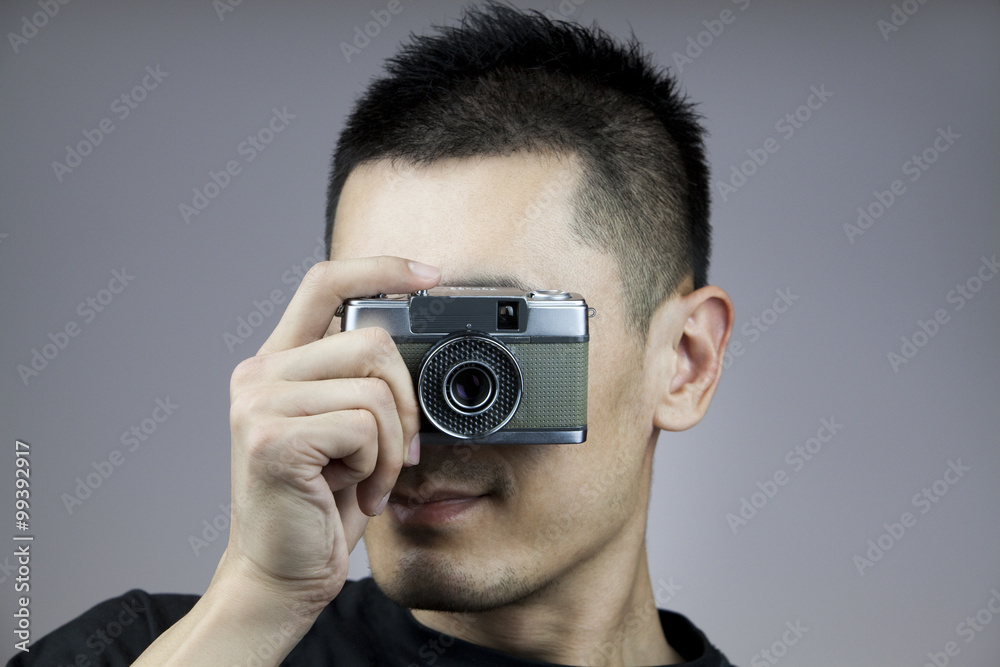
[9,4,735,666]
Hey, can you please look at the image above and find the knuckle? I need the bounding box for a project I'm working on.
[230,355,266,393]
[229,384,271,428]
[277,440,298,464]
[357,451,378,479]
[392,388,420,431]
[397,389,420,421]
[242,385,272,414]
[366,377,396,411]
[243,420,282,459]
[350,409,379,444]
[372,255,397,275]
[300,260,334,292]
[360,327,396,367]
[382,437,404,471]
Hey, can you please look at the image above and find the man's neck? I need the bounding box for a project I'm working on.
[410,533,684,666]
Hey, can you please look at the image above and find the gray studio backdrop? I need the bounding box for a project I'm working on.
[2,1,998,665]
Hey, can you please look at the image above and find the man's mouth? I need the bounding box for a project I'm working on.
[387,488,491,525]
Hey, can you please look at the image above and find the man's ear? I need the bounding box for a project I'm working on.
[647,285,734,432]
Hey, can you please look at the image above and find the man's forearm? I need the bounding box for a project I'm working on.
[133,561,318,666]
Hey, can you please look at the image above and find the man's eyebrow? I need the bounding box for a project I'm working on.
[448,274,534,292]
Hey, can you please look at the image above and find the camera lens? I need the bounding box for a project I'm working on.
[417,332,522,439]
[447,364,496,413]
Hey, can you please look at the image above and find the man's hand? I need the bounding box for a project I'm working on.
[134,256,440,666]
[223,256,439,613]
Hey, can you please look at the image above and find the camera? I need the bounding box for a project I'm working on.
[339,287,589,444]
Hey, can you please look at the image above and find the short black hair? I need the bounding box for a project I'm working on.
[325,3,711,337]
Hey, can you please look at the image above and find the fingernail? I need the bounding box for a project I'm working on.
[374,491,390,516]
[407,434,421,466]
[408,261,440,280]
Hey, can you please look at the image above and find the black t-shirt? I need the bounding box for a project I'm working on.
[6,578,735,666]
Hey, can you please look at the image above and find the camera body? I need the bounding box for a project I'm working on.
[339,287,588,444]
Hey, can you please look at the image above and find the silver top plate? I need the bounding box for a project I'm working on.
[340,287,589,340]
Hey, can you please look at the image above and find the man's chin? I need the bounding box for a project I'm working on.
[371,550,538,613]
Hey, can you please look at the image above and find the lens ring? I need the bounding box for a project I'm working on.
[444,362,497,414]
[417,332,522,439]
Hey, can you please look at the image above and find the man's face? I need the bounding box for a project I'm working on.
[331,153,660,611]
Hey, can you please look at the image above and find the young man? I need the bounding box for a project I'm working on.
[10,5,735,666]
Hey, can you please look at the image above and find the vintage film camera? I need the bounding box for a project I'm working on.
[339,287,588,444]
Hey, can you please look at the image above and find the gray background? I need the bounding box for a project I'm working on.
[1,1,998,665]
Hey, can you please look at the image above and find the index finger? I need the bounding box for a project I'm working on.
[258,256,440,355]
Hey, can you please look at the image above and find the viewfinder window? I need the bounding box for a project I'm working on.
[497,301,519,330]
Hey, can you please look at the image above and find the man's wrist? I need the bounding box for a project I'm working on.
[205,548,335,633]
